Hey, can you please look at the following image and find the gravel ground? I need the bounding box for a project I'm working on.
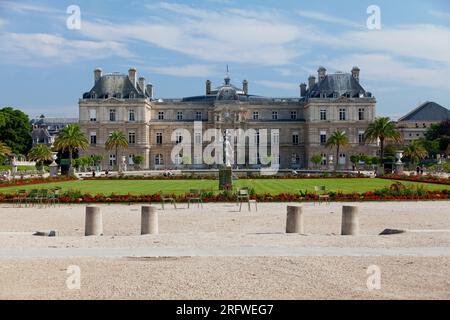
[0,201,449,299]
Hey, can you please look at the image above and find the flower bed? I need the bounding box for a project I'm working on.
[1,188,448,204]
[0,177,77,188]
[82,173,368,181]
[379,174,450,186]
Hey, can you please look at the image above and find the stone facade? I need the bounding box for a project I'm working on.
[79,67,378,170]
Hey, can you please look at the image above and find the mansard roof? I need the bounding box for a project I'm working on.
[82,73,148,99]
[306,72,370,99]
[398,101,450,122]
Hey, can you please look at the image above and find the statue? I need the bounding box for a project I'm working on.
[224,131,233,167]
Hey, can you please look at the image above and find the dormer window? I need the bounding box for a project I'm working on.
[90,91,97,99]
[129,92,136,99]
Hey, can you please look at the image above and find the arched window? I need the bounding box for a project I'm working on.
[155,154,163,165]
[90,91,97,99]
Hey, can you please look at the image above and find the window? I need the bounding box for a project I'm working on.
[158,111,164,120]
[291,153,300,164]
[358,130,365,144]
[255,130,260,144]
[339,153,346,165]
[272,111,278,120]
[272,131,279,145]
[89,109,97,122]
[252,111,259,120]
[109,109,116,122]
[358,108,365,121]
[156,132,162,145]
[128,154,134,165]
[128,131,136,144]
[321,153,327,165]
[292,133,299,145]
[290,111,297,120]
[194,132,201,145]
[320,131,327,145]
[195,111,202,121]
[90,132,97,145]
[339,108,346,121]
[109,154,116,166]
[174,153,183,165]
[129,109,135,122]
[175,131,182,144]
[177,111,183,120]
[320,109,327,121]
[155,154,163,165]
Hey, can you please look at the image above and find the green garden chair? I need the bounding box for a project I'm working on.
[187,189,203,208]
[160,192,176,210]
[48,188,61,207]
[13,190,27,207]
[314,186,330,205]
[26,189,39,207]
[38,189,49,207]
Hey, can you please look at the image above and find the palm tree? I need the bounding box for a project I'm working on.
[27,144,53,172]
[0,141,12,157]
[364,117,402,166]
[403,141,428,166]
[53,124,89,172]
[325,129,349,170]
[105,130,128,171]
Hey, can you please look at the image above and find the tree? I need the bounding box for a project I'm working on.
[0,141,12,157]
[325,129,349,170]
[133,155,144,170]
[0,107,32,155]
[350,154,361,170]
[403,140,428,166]
[27,144,53,172]
[53,124,89,173]
[91,155,104,166]
[310,154,322,169]
[105,130,128,170]
[364,117,401,166]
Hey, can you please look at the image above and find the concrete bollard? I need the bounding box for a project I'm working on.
[141,206,158,235]
[85,206,103,236]
[286,206,304,234]
[341,206,359,235]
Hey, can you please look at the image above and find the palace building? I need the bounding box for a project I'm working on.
[79,66,378,170]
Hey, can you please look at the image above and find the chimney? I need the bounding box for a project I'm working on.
[300,83,307,97]
[206,80,211,95]
[243,80,248,95]
[308,75,316,90]
[94,68,102,83]
[138,77,145,93]
[146,83,153,99]
[318,66,327,81]
[128,67,137,87]
[352,66,360,82]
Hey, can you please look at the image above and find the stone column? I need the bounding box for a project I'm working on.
[341,206,359,235]
[49,162,59,177]
[85,206,103,236]
[286,206,304,233]
[141,206,158,235]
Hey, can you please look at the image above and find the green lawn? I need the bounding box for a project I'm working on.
[0,178,447,195]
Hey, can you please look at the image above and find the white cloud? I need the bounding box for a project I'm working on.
[80,3,319,65]
[429,10,450,20]
[0,33,131,65]
[0,1,60,14]
[148,64,217,77]
[254,80,298,91]
[297,10,362,28]
[342,25,450,66]
[329,53,450,90]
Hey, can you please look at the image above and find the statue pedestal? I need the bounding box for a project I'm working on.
[49,162,59,177]
[219,167,232,190]
[395,163,404,175]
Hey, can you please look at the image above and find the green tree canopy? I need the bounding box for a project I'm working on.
[53,124,89,163]
[364,117,401,164]
[325,129,349,170]
[27,144,53,171]
[310,154,322,168]
[0,107,32,155]
[105,130,128,170]
[403,140,428,165]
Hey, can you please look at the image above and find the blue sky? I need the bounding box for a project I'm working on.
[0,0,449,119]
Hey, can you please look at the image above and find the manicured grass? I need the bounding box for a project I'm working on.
[0,178,447,195]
